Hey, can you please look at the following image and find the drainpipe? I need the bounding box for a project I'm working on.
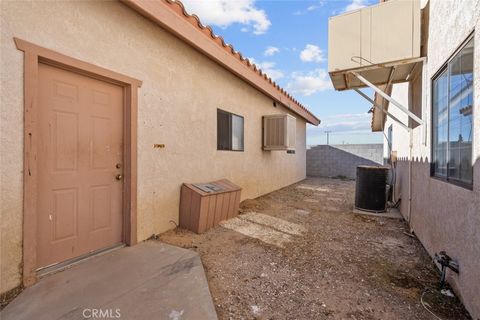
[408,128,413,228]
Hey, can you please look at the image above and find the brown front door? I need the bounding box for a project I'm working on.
[36,63,124,269]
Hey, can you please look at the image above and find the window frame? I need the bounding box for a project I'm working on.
[430,32,475,189]
[217,108,245,152]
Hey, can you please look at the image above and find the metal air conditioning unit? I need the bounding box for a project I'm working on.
[263,114,296,151]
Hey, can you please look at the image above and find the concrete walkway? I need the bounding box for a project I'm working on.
[1,241,217,320]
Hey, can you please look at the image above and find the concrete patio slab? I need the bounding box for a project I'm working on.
[1,241,217,320]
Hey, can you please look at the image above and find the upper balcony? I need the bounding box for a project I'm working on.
[328,0,422,91]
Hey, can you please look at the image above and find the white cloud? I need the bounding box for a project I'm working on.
[264,46,280,56]
[257,62,284,81]
[263,69,284,81]
[306,113,373,143]
[344,0,369,12]
[256,61,274,69]
[249,58,284,81]
[316,113,371,132]
[287,69,332,96]
[293,1,325,15]
[181,0,271,35]
[300,44,325,63]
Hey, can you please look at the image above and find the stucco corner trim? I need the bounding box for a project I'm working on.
[14,37,139,287]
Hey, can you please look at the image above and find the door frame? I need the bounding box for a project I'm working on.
[14,38,142,286]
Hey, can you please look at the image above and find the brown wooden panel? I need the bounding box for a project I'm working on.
[197,196,210,233]
[207,195,217,230]
[178,185,190,229]
[189,193,201,232]
[233,190,241,218]
[213,194,224,226]
[218,179,241,192]
[184,179,241,195]
[186,188,194,230]
[220,192,230,222]
[179,186,184,228]
[179,180,242,233]
[227,191,237,219]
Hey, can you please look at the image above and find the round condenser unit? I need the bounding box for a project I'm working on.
[354,165,389,213]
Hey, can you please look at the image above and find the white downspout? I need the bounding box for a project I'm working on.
[408,128,413,227]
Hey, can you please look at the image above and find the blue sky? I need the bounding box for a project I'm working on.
[182,0,383,145]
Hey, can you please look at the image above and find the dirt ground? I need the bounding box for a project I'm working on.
[159,178,471,320]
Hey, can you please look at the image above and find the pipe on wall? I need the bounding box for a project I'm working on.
[408,127,413,229]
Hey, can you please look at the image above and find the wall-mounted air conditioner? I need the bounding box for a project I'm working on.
[263,114,296,151]
[328,0,422,91]
[328,0,420,72]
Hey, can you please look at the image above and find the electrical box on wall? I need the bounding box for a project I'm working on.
[263,114,296,151]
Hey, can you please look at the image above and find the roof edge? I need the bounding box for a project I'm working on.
[121,0,320,125]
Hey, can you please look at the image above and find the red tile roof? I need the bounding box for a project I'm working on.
[122,0,320,125]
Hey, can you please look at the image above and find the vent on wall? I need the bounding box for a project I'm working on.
[263,114,296,151]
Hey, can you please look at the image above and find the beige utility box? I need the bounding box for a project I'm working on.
[263,114,296,151]
[328,0,421,72]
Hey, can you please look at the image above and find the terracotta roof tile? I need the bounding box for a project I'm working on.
[123,0,320,125]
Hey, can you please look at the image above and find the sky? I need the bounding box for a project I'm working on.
[181,0,383,145]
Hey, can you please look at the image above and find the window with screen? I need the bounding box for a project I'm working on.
[217,109,244,151]
[432,35,474,186]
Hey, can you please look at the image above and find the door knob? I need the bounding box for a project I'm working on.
[116,174,123,181]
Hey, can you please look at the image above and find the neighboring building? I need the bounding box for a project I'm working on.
[0,1,320,296]
[329,0,479,317]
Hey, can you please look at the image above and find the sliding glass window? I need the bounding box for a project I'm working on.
[432,36,474,186]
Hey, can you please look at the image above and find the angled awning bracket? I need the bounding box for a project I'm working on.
[386,66,396,87]
[354,88,411,132]
[351,71,424,126]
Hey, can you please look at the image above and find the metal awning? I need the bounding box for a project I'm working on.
[328,57,425,131]
[329,57,424,91]
[327,0,424,133]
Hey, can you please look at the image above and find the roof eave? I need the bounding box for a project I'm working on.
[121,0,320,125]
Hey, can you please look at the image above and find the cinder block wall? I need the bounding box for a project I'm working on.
[307,144,383,179]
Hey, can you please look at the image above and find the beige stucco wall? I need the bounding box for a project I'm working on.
[0,1,308,294]
[383,0,480,317]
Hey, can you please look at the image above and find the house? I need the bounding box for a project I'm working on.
[0,0,320,298]
[328,0,479,317]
